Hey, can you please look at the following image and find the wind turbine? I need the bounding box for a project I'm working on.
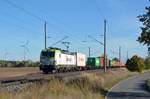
[3,48,11,61]
[21,41,30,61]
[4,52,10,61]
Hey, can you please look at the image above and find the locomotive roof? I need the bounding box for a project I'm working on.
[42,47,76,54]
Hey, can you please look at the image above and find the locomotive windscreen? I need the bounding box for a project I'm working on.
[41,51,55,57]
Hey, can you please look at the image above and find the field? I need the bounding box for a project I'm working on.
[0,68,136,99]
[0,67,39,79]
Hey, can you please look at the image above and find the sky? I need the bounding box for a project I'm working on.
[0,0,149,62]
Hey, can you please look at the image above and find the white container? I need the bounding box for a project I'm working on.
[55,52,76,66]
[76,53,86,67]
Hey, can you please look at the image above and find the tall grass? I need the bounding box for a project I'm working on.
[0,69,133,99]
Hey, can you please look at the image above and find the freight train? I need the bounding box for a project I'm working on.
[86,57,110,69]
[40,47,125,73]
[40,47,86,73]
[87,57,125,69]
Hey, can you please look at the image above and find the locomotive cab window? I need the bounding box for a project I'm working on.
[41,51,55,57]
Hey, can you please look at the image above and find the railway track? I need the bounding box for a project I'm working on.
[0,68,120,93]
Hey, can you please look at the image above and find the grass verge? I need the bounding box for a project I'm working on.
[0,68,136,99]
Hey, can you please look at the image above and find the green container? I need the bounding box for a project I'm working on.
[87,58,95,68]
[109,60,113,67]
[87,57,100,69]
[95,57,100,68]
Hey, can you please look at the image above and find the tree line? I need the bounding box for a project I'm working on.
[0,60,40,67]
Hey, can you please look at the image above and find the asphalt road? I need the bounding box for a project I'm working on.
[106,72,150,99]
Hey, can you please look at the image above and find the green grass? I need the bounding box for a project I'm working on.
[0,69,135,99]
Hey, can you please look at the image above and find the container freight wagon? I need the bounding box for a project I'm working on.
[40,47,86,73]
[86,57,101,69]
[76,53,86,67]
[111,61,125,68]
[87,57,112,69]
[100,57,104,67]
[109,60,113,68]
[100,57,110,68]
[107,59,111,68]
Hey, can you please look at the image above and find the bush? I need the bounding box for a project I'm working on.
[126,55,145,73]
[145,56,150,69]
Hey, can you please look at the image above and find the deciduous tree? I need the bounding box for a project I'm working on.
[126,55,145,73]
[138,4,150,53]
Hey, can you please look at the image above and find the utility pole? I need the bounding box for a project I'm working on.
[44,21,47,49]
[88,47,91,57]
[4,52,9,67]
[104,19,107,72]
[119,46,121,62]
[21,41,30,62]
[127,51,129,60]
